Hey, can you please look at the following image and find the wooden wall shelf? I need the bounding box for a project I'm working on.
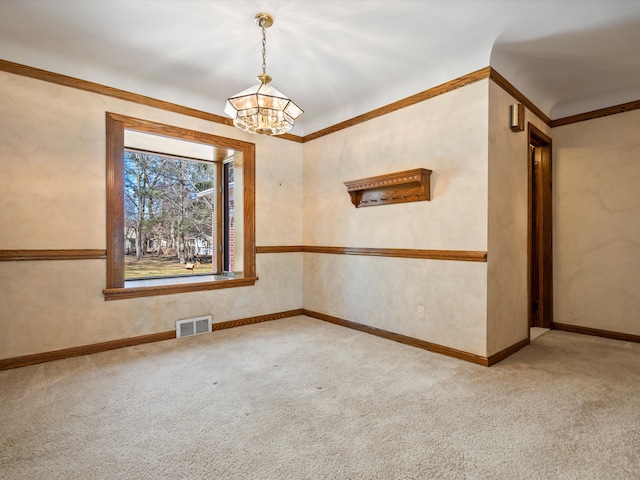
[344,168,432,208]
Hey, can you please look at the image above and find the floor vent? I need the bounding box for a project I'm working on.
[176,315,212,338]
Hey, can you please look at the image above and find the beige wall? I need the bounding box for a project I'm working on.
[3,64,637,363]
[0,71,304,359]
[486,82,551,356]
[303,80,490,356]
[553,109,640,335]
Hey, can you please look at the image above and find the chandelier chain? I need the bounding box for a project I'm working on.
[261,21,267,75]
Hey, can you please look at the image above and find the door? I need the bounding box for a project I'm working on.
[528,124,553,328]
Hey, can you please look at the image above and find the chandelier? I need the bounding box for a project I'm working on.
[224,12,303,136]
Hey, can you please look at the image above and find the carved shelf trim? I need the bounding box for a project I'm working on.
[344,168,432,208]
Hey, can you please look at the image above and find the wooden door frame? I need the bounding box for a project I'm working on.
[528,123,553,329]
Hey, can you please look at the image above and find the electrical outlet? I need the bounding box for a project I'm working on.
[417,305,425,320]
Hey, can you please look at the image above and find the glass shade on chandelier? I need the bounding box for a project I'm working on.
[224,76,303,136]
[224,12,303,136]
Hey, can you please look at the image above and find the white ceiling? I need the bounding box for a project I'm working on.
[1,0,640,136]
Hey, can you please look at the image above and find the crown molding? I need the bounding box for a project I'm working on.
[488,68,552,126]
[551,99,640,128]
[3,58,639,143]
[302,67,492,142]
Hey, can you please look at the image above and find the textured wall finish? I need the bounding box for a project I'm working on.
[5,61,636,364]
[303,80,490,356]
[553,109,640,335]
[303,254,488,356]
[486,82,551,356]
[303,80,489,250]
[0,71,304,359]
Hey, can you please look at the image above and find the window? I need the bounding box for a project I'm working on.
[222,159,235,272]
[104,113,256,300]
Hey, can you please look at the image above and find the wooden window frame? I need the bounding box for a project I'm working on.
[104,112,256,300]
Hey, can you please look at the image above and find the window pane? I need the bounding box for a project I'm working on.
[223,161,234,272]
[123,150,215,280]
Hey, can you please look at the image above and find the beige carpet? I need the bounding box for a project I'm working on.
[1,316,639,479]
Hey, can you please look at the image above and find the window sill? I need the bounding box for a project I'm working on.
[103,276,258,301]
[124,273,238,287]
